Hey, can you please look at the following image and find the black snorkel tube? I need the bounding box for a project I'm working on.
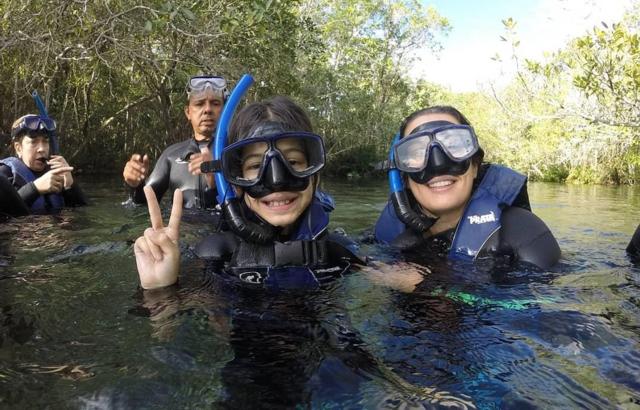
[211,74,276,244]
[388,133,437,233]
[32,90,59,155]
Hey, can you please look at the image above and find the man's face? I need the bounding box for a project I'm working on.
[14,133,49,172]
[184,89,223,141]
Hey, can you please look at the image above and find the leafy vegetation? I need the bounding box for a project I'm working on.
[0,1,638,184]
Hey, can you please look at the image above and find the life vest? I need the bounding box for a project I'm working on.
[201,191,362,289]
[0,157,65,213]
[374,164,527,261]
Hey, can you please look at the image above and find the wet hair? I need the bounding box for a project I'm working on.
[229,96,314,144]
[399,105,484,166]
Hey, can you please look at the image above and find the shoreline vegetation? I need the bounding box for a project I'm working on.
[1,1,638,184]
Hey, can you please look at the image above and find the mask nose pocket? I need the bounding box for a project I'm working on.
[263,155,289,188]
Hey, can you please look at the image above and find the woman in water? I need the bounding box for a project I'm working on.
[374,105,560,269]
[0,114,86,215]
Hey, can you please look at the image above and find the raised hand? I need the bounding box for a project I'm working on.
[134,187,183,289]
[188,146,215,187]
[48,155,74,188]
[187,146,213,176]
[123,153,150,188]
[33,166,74,194]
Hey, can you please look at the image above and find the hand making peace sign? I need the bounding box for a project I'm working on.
[134,187,183,289]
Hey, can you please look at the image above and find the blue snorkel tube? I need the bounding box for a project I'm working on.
[388,133,438,233]
[209,74,276,243]
[32,90,59,155]
[212,75,253,204]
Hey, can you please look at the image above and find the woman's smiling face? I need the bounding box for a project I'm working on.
[404,112,477,221]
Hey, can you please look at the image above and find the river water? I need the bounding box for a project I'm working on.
[1,178,639,408]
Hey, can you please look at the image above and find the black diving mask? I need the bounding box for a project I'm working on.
[394,121,479,183]
[221,122,325,198]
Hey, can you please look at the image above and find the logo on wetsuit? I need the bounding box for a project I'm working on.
[467,211,496,225]
[239,271,264,284]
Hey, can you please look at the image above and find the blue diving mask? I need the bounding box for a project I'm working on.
[221,121,325,198]
[394,120,479,183]
[11,114,56,138]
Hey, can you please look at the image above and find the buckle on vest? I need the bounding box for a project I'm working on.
[274,240,328,267]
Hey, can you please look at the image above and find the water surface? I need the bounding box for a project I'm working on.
[1,177,639,408]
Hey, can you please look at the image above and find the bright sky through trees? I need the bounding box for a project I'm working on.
[414,0,636,92]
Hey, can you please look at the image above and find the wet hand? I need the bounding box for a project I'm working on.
[48,155,74,188]
[189,146,215,188]
[360,261,427,293]
[134,187,183,289]
[33,166,74,194]
[187,147,213,176]
[123,154,149,188]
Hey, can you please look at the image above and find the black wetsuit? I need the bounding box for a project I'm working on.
[0,174,28,218]
[128,138,216,209]
[0,163,87,214]
[627,224,640,262]
[390,206,561,270]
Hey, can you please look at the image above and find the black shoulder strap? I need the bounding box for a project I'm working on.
[194,231,239,260]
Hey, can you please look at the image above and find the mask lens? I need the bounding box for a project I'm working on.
[275,137,309,173]
[24,116,42,130]
[189,76,227,92]
[394,134,431,172]
[12,115,56,137]
[435,127,476,159]
[223,140,269,185]
[274,134,325,176]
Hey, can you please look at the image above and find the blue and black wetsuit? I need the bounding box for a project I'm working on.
[194,194,364,289]
[0,157,87,216]
[128,138,216,209]
[375,164,560,269]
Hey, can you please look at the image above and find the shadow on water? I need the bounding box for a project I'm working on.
[0,177,639,408]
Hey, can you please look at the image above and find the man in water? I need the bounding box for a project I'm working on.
[122,76,228,209]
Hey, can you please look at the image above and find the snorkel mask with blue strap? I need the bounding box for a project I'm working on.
[221,121,325,199]
[207,74,325,244]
